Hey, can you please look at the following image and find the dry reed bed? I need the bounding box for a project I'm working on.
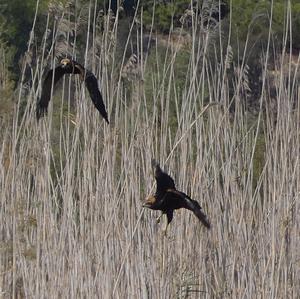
[0,1,299,298]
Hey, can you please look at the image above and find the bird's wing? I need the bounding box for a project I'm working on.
[166,189,211,229]
[37,66,66,119]
[152,160,176,193]
[84,71,109,124]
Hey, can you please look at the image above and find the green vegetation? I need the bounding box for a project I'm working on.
[1,0,300,84]
[230,0,300,48]
[140,0,191,32]
[0,1,48,78]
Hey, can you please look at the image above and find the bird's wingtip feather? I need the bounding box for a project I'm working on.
[151,159,159,168]
[204,221,211,229]
[36,103,46,121]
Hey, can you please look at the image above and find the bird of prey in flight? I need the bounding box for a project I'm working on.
[37,58,109,123]
[144,160,211,235]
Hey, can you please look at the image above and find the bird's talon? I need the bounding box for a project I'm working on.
[156,215,162,223]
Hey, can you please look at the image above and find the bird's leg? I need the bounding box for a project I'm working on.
[162,211,173,237]
[162,215,169,237]
[156,213,163,223]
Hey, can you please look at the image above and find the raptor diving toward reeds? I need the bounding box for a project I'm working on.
[36,58,109,123]
[143,160,211,234]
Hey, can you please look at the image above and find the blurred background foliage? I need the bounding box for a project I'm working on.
[0,0,300,115]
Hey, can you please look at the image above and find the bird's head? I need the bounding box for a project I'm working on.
[60,58,74,72]
[143,195,157,208]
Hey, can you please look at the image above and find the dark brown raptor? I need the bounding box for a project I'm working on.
[37,58,109,123]
[144,160,211,234]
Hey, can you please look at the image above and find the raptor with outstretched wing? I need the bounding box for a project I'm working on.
[37,58,109,123]
[144,160,211,234]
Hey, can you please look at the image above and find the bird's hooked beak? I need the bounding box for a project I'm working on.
[143,195,156,208]
[60,58,70,68]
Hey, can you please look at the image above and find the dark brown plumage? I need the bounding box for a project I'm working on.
[144,160,211,233]
[37,58,109,123]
